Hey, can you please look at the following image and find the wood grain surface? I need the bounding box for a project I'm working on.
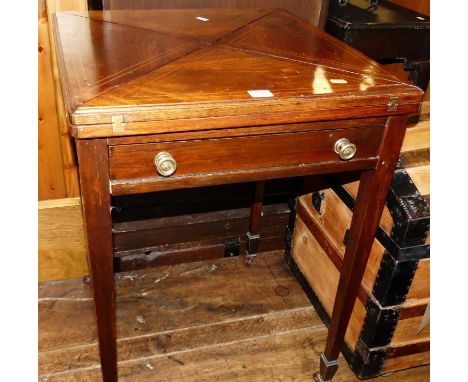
[39,0,67,200]
[38,197,88,282]
[45,0,83,197]
[53,8,423,135]
[290,174,430,375]
[113,203,288,256]
[297,193,385,301]
[37,190,292,280]
[51,6,425,381]
[298,185,429,301]
[109,126,383,182]
[76,139,117,382]
[39,251,430,381]
[291,217,366,352]
[75,8,273,42]
[102,0,329,28]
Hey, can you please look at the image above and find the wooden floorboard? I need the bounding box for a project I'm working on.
[39,251,429,381]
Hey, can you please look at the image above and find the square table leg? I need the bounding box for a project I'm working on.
[244,180,265,266]
[74,116,408,382]
[314,115,409,381]
[77,139,117,382]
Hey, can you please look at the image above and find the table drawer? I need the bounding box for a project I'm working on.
[109,126,383,192]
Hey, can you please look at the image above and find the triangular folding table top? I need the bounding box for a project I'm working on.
[66,8,273,43]
[54,8,423,137]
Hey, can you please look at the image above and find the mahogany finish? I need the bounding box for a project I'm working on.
[75,139,116,382]
[318,115,410,381]
[108,126,384,190]
[54,8,421,132]
[54,7,423,382]
[97,0,330,30]
[74,8,273,42]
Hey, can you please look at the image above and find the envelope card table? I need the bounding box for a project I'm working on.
[54,7,423,381]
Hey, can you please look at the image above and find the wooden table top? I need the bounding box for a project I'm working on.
[54,8,423,138]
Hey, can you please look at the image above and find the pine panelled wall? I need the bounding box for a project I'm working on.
[39,0,67,199]
[38,0,86,200]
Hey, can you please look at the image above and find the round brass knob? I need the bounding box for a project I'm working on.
[154,152,177,177]
[334,138,357,161]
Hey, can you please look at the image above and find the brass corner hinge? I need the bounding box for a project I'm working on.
[111,115,125,133]
[388,96,400,112]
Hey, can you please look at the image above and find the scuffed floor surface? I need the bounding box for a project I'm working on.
[39,251,429,381]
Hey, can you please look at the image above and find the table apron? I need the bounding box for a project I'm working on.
[110,158,378,195]
[109,126,384,195]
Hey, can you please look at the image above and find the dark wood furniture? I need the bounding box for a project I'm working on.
[326,0,430,90]
[91,0,330,30]
[54,8,423,381]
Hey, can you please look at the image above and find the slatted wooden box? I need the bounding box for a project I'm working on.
[285,156,430,378]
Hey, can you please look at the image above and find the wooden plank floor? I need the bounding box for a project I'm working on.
[39,251,429,381]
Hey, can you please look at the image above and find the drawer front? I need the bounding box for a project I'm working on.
[109,126,383,189]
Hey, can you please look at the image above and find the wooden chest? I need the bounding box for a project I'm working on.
[286,148,430,378]
[111,179,299,270]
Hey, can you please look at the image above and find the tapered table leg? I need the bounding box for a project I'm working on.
[77,139,117,382]
[314,116,409,381]
[244,181,265,266]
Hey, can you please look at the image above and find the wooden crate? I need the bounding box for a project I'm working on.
[114,202,290,271]
[112,180,297,270]
[285,152,430,378]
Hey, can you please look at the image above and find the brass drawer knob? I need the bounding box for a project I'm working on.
[154,152,177,177]
[334,138,357,160]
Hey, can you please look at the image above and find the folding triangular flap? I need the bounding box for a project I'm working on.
[220,8,399,82]
[55,12,202,108]
[84,44,398,108]
[64,8,273,43]
[55,8,422,130]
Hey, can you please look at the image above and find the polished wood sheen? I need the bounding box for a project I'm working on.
[75,139,116,382]
[54,8,422,134]
[70,8,273,42]
[54,7,424,382]
[109,125,384,193]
